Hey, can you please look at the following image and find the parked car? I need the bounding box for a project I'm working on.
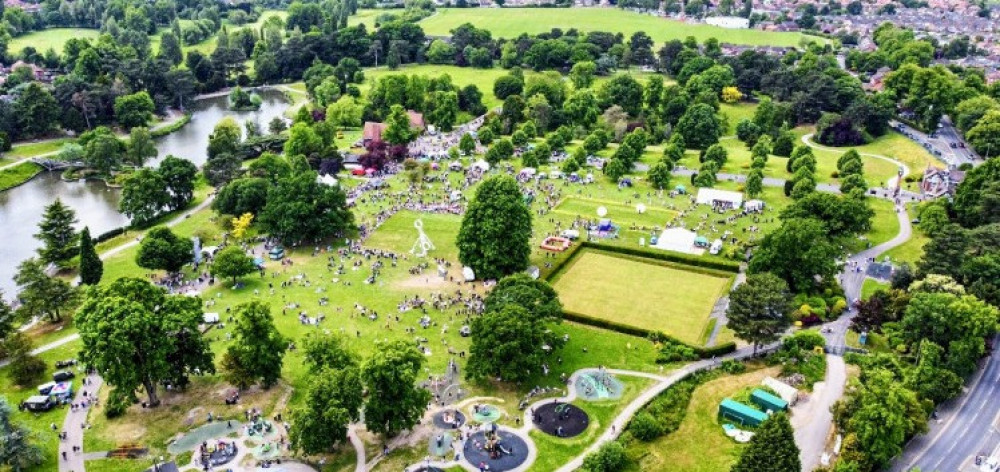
[52,371,75,382]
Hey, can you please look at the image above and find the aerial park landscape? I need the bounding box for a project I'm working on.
[0,1,998,472]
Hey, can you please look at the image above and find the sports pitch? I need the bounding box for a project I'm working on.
[552,249,731,344]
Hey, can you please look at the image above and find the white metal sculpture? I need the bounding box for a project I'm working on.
[410,219,435,258]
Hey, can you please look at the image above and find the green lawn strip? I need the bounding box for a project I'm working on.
[9,28,100,54]
[7,138,73,159]
[882,204,927,265]
[552,250,729,345]
[0,340,84,472]
[844,197,899,253]
[626,365,781,472]
[418,8,820,47]
[529,376,654,472]
[719,103,757,136]
[860,278,889,301]
[0,162,43,191]
[84,457,152,472]
[347,9,381,29]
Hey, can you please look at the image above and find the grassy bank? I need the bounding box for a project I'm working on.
[0,162,43,191]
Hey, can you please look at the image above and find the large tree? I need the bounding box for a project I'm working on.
[361,340,430,437]
[303,332,357,374]
[210,246,257,285]
[221,301,286,389]
[726,273,793,353]
[289,366,363,454]
[779,192,874,237]
[258,171,354,244]
[898,291,998,377]
[75,278,214,407]
[731,413,800,472]
[675,103,722,150]
[136,226,193,274]
[382,104,414,146]
[0,396,44,472]
[125,127,157,167]
[34,199,78,266]
[78,227,103,285]
[457,175,532,280]
[120,168,170,226]
[159,156,198,211]
[13,258,76,323]
[114,91,155,129]
[748,218,839,292]
[467,304,557,383]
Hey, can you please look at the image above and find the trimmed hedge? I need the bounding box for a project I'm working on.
[150,113,192,138]
[562,310,736,358]
[95,227,127,243]
[580,241,740,273]
[544,241,738,358]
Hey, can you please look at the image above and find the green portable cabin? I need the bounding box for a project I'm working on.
[751,389,788,413]
[719,398,767,427]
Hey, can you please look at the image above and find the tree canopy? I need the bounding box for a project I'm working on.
[457,175,532,280]
[75,278,214,407]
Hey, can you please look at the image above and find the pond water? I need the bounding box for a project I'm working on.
[0,89,289,296]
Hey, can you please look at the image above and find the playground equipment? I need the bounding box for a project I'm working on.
[574,369,624,401]
[540,236,572,252]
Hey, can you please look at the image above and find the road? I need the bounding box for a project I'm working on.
[793,355,847,471]
[893,118,979,167]
[892,335,1000,472]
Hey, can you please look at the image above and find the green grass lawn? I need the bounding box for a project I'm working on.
[7,138,72,160]
[348,9,381,28]
[846,329,890,353]
[0,162,43,191]
[363,210,462,261]
[845,198,900,253]
[719,103,756,136]
[552,249,731,344]
[627,366,781,472]
[418,8,820,47]
[553,197,678,231]
[882,203,927,265]
[9,28,100,54]
[861,278,889,300]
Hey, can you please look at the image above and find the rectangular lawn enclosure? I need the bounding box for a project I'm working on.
[551,249,731,345]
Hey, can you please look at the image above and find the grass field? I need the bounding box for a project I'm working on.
[362,64,516,110]
[0,162,43,191]
[628,366,781,472]
[348,9,381,29]
[552,250,731,344]
[363,210,462,261]
[861,278,889,300]
[418,8,820,47]
[882,204,928,265]
[9,28,100,54]
[553,197,678,231]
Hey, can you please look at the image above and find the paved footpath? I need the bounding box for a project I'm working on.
[59,373,104,472]
[792,355,847,470]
